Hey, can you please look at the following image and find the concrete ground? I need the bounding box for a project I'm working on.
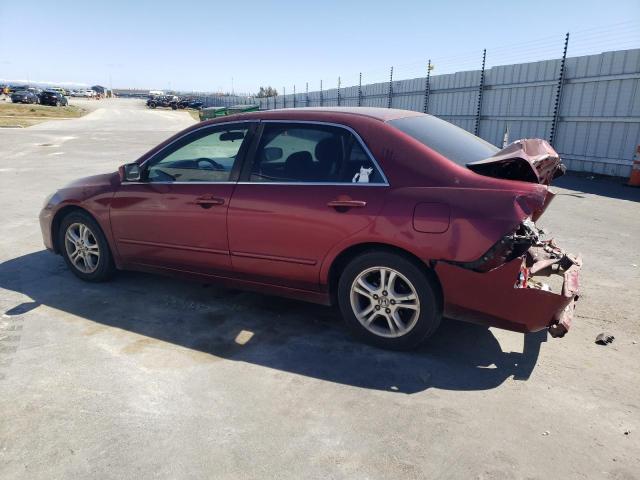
[0,98,638,480]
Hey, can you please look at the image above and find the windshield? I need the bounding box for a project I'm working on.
[388,115,499,166]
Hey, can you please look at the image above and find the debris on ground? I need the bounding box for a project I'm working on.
[595,333,615,345]
[624,429,631,436]
[542,431,550,436]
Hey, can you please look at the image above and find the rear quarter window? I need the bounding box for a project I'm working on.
[388,116,499,166]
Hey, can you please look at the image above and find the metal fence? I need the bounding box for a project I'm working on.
[199,47,640,178]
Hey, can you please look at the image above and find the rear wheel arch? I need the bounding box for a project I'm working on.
[326,242,443,309]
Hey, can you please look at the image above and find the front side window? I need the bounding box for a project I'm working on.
[249,123,385,184]
[145,126,249,182]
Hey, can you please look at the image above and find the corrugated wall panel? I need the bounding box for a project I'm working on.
[203,49,639,177]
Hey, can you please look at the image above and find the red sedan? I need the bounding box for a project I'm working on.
[39,107,581,350]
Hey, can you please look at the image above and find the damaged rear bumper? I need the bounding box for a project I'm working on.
[435,239,581,336]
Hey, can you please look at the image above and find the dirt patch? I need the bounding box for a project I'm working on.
[0,102,87,127]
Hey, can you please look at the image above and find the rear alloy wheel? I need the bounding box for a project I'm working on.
[59,211,114,282]
[338,251,441,350]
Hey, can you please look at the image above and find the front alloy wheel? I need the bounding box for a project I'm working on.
[64,222,100,273]
[59,211,114,282]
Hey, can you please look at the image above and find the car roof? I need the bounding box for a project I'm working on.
[202,107,424,125]
[262,107,423,121]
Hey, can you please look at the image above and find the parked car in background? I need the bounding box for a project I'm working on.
[39,90,69,106]
[188,100,204,110]
[39,107,581,350]
[8,85,28,94]
[146,95,179,109]
[10,89,39,104]
[176,97,204,110]
[51,87,67,96]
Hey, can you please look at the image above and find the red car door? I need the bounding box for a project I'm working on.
[227,122,389,291]
[110,122,255,276]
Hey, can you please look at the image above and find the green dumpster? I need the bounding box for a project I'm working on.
[199,106,228,121]
[199,104,260,121]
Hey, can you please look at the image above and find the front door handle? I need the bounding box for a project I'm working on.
[195,196,225,208]
[327,199,367,210]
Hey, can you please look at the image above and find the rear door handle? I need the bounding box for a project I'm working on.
[327,200,367,209]
[195,196,225,208]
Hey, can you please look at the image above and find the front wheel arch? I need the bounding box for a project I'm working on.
[51,206,107,255]
[327,242,442,312]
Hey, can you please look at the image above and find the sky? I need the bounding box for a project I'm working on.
[0,0,638,94]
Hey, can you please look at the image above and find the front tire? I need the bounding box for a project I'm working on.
[58,211,115,282]
[337,251,441,350]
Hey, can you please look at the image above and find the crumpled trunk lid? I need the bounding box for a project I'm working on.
[467,138,566,185]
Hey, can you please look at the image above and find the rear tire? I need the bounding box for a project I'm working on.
[337,251,441,350]
[58,211,115,282]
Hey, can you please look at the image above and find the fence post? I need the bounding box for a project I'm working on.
[387,67,393,108]
[550,32,570,147]
[358,72,362,107]
[474,49,486,136]
[337,77,341,106]
[423,59,431,114]
[320,80,323,107]
[293,85,296,108]
[306,82,309,107]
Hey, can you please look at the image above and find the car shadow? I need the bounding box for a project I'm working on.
[0,251,546,394]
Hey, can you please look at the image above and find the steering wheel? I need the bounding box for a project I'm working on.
[148,168,176,181]
[195,158,225,170]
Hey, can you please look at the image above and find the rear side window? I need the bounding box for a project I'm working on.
[388,116,499,166]
[249,123,385,184]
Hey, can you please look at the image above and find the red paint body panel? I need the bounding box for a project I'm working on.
[227,184,386,291]
[110,183,235,275]
[39,108,577,336]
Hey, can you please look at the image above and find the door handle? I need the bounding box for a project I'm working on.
[195,196,225,208]
[327,199,367,210]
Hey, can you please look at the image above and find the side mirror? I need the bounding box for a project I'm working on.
[120,163,141,182]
